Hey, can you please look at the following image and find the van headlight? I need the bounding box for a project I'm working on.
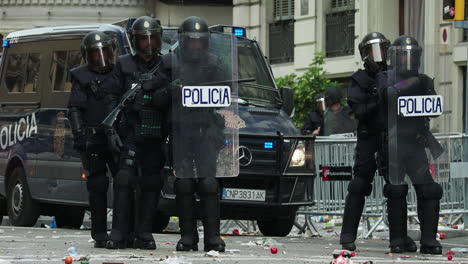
[290,141,306,167]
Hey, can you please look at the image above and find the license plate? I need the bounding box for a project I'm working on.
[222,188,266,201]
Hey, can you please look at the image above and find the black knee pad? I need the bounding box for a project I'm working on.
[87,173,109,193]
[140,174,163,192]
[383,183,408,199]
[114,168,134,190]
[174,178,195,195]
[197,177,219,195]
[347,177,372,196]
[417,183,443,200]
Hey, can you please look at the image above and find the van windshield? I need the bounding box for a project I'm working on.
[162,30,279,107]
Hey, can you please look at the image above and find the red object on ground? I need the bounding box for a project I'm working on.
[233,229,240,235]
[350,252,356,257]
[439,232,446,239]
[446,250,455,255]
[64,256,73,264]
[448,255,453,260]
[452,225,459,229]
[326,229,334,233]
[270,247,278,254]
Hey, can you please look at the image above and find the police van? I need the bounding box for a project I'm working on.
[0,20,315,236]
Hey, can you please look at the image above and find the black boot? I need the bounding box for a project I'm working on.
[89,190,109,248]
[200,194,225,252]
[419,200,442,255]
[134,191,158,250]
[340,193,365,250]
[176,191,199,252]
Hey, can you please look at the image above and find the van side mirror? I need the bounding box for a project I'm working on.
[280,86,294,117]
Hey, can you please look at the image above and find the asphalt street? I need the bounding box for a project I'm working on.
[0,223,468,264]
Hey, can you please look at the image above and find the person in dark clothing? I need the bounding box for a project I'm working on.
[106,16,169,250]
[301,93,324,136]
[323,86,356,136]
[340,32,417,253]
[68,31,119,248]
[376,35,443,255]
[164,16,229,253]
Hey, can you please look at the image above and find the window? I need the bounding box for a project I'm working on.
[269,21,295,64]
[50,50,82,92]
[4,52,41,93]
[325,0,355,58]
[274,0,295,21]
[270,0,295,64]
[325,10,355,58]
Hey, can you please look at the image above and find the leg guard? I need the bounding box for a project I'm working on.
[384,184,410,251]
[175,178,198,251]
[87,172,109,241]
[340,176,372,245]
[197,177,225,252]
[134,173,163,249]
[108,166,135,248]
[415,183,443,252]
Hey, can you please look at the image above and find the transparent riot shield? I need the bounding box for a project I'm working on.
[171,32,239,178]
[385,43,451,185]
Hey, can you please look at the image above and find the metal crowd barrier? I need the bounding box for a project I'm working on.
[296,133,468,238]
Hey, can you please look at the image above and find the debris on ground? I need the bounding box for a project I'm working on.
[205,250,220,257]
[450,248,468,253]
[66,247,77,257]
[160,256,193,264]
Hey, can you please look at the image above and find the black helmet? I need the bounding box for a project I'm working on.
[359,32,390,63]
[80,31,115,72]
[325,87,342,106]
[130,16,163,56]
[178,16,209,62]
[388,35,422,76]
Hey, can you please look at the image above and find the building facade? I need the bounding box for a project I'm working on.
[233,0,467,133]
[0,0,232,35]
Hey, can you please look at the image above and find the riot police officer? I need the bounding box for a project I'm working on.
[340,32,417,253]
[376,36,443,255]
[106,16,168,250]
[164,16,227,252]
[68,31,119,248]
[301,94,324,136]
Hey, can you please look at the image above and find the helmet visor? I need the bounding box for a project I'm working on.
[134,32,162,55]
[389,46,422,72]
[86,45,113,68]
[362,41,388,62]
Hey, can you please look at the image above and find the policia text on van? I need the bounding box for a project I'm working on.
[0,20,316,236]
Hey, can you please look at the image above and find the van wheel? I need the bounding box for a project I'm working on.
[257,215,295,237]
[7,167,40,226]
[55,208,85,229]
[152,211,170,233]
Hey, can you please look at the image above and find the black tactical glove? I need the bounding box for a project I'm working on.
[364,56,385,74]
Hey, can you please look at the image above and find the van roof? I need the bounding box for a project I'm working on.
[6,24,125,41]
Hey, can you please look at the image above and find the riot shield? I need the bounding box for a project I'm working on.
[171,32,239,178]
[385,42,451,185]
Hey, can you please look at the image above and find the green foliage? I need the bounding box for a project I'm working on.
[275,52,339,128]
